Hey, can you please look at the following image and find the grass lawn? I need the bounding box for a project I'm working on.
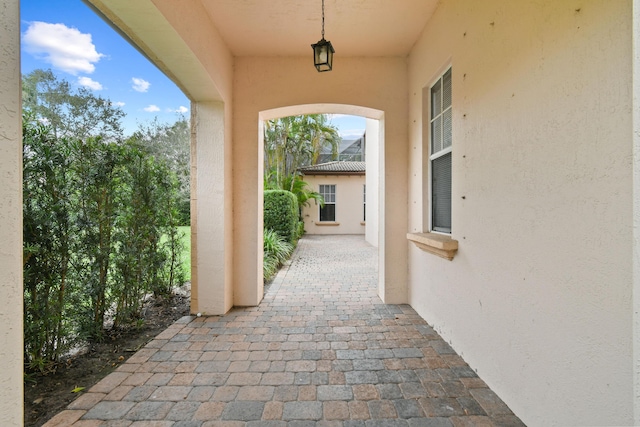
[177,226,191,281]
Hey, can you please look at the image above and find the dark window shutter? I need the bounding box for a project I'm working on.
[320,204,335,222]
[432,152,452,233]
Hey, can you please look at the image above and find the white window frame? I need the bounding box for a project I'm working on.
[428,67,452,234]
[319,184,336,222]
[363,184,366,222]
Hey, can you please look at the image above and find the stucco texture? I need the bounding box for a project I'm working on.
[0,1,23,425]
[233,57,409,306]
[407,1,633,425]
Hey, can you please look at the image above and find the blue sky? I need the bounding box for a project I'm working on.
[20,0,366,138]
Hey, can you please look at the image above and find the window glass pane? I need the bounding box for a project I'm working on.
[431,80,441,119]
[443,108,452,150]
[443,69,452,109]
[431,116,442,154]
[319,185,335,202]
[320,204,335,222]
[328,185,336,203]
[363,185,366,221]
[432,152,452,233]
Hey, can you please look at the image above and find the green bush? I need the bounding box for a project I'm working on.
[264,190,298,243]
[22,114,186,368]
[263,228,293,282]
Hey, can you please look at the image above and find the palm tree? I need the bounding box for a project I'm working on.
[280,173,324,216]
[304,114,340,165]
[264,114,340,188]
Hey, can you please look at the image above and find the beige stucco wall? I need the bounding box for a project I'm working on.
[365,119,380,248]
[407,1,633,425]
[301,174,366,235]
[0,1,23,425]
[190,101,234,315]
[634,1,640,421]
[234,57,408,305]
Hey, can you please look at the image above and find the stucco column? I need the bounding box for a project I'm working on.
[633,1,640,422]
[381,117,409,305]
[190,101,233,315]
[0,1,23,425]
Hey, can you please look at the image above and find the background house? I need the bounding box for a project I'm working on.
[299,161,366,235]
[317,134,366,163]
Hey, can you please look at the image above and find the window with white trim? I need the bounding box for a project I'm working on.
[363,184,366,221]
[319,184,336,222]
[430,67,452,233]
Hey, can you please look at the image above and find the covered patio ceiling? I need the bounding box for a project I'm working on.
[200,0,439,57]
[85,0,440,101]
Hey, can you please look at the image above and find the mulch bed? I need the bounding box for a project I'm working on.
[24,288,191,427]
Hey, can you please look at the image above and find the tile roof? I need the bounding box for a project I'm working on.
[298,161,366,175]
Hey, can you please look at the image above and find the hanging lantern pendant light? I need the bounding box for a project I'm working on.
[311,0,334,72]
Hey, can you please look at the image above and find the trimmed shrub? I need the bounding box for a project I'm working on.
[264,190,298,243]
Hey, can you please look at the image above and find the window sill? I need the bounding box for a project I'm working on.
[315,222,340,226]
[407,232,458,261]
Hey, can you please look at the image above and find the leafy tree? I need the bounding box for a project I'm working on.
[304,114,340,165]
[22,67,189,367]
[72,137,126,340]
[264,114,339,190]
[132,117,191,224]
[22,69,125,141]
[112,140,185,326]
[23,114,76,368]
[22,115,187,364]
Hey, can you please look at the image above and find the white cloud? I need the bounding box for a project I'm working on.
[143,105,160,112]
[77,76,103,90]
[166,105,189,113]
[338,129,366,139]
[131,77,150,93]
[23,22,103,75]
[113,101,126,107]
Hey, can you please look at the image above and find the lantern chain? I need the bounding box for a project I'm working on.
[321,0,325,39]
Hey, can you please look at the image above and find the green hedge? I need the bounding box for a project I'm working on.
[264,190,298,243]
[22,114,185,368]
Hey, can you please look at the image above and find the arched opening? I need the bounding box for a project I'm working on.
[257,104,385,302]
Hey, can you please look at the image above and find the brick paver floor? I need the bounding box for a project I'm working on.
[45,235,525,427]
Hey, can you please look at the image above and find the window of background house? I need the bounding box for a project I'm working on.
[363,184,366,222]
[430,67,452,233]
[319,184,336,222]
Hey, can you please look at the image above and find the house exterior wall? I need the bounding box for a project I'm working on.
[634,1,640,421]
[365,119,380,247]
[407,1,634,425]
[0,1,23,425]
[191,101,234,314]
[301,174,366,235]
[235,57,408,305]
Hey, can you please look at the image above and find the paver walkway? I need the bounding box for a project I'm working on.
[45,235,524,427]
